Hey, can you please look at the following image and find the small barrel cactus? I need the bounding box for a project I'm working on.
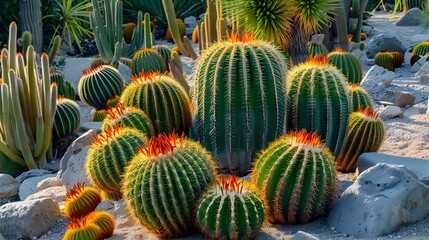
[152,44,172,70]
[327,48,363,84]
[287,55,350,157]
[360,32,367,40]
[53,97,81,139]
[348,85,374,112]
[90,56,104,68]
[130,48,166,76]
[101,103,155,138]
[412,41,429,57]
[86,125,147,200]
[50,72,75,100]
[390,51,404,68]
[374,51,395,71]
[251,130,337,224]
[64,219,103,240]
[78,65,124,110]
[197,175,265,240]
[336,108,386,173]
[64,183,102,219]
[86,211,115,239]
[91,109,107,122]
[166,18,186,42]
[123,22,137,44]
[120,72,192,135]
[308,42,329,57]
[122,133,215,238]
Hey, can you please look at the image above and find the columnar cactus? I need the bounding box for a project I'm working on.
[122,133,215,238]
[78,65,124,110]
[374,51,395,71]
[191,33,289,175]
[251,130,337,224]
[308,42,329,57]
[130,48,166,75]
[19,0,43,53]
[101,103,155,138]
[50,72,75,100]
[390,51,404,68]
[327,48,363,84]
[64,219,103,240]
[336,108,386,173]
[86,211,115,239]
[197,175,265,240]
[64,183,102,219]
[120,72,192,135]
[53,97,81,139]
[287,55,350,157]
[123,22,137,44]
[348,85,374,112]
[412,41,429,57]
[85,126,147,200]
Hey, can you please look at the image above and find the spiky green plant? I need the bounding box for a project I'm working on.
[64,183,102,219]
[390,51,404,68]
[412,41,429,57]
[120,72,192,135]
[197,175,265,240]
[152,44,172,70]
[130,48,166,75]
[191,33,289,175]
[251,130,337,224]
[336,108,386,173]
[78,65,124,110]
[50,72,75,100]
[91,109,107,122]
[348,85,374,112]
[308,42,329,57]
[101,103,155,138]
[86,211,115,239]
[90,56,104,69]
[327,48,363,84]
[53,97,81,139]
[122,133,215,238]
[287,55,350,157]
[374,51,395,71]
[63,219,103,240]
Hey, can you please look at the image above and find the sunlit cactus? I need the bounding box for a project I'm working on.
[86,211,115,239]
[53,97,81,139]
[130,48,166,76]
[327,48,363,84]
[63,218,103,240]
[374,51,395,71]
[64,183,102,219]
[348,85,374,112]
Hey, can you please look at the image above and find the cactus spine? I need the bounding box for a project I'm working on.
[287,55,350,157]
[86,211,115,239]
[50,72,75,100]
[251,130,337,224]
[91,109,108,122]
[308,42,329,57]
[374,51,395,71]
[191,33,289,175]
[412,41,429,57]
[64,183,102,219]
[336,108,386,173]
[122,133,215,238]
[197,175,265,240]
[53,97,81,139]
[19,0,43,53]
[348,85,374,112]
[130,49,166,76]
[327,48,363,84]
[64,219,103,240]
[86,126,147,200]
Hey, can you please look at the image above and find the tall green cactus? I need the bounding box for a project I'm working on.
[53,97,81,139]
[50,72,75,100]
[348,85,374,112]
[197,175,265,239]
[19,0,43,53]
[374,51,395,71]
[336,108,385,173]
[327,48,363,84]
[191,33,289,175]
[122,133,215,238]
[287,55,350,158]
[251,130,337,224]
[130,48,166,76]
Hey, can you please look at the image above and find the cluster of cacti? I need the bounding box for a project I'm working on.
[287,55,349,157]
[327,48,363,84]
[251,130,337,224]
[308,42,329,57]
[374,51,395,71]
[120,72,192,135]
[152,44,173,70]
[348,85,374,112]
[197,175,265,239]
[130,48,166,75]
[122,133,215,238]
[50,72,75,100]
[166,18,186,42]
[53,97,81,139]
[86,125,147,200]
[336,108,386,172]
[64,183,102,219]
[191,33,289,175]
[78,65,124,110]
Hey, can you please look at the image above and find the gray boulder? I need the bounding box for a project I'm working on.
[366,30,406,58]
[327,163,429,238]
[0,174,19,200]
[360,65,395,93]
[378,106,403,120]
[19,174,56,200]
[396,8,423,26]
[26,186,67,210]
[410,54,429,72]
[37,177,64,191]
[383,91,416,107]
[16,169,50,183]
[291,231,320,240]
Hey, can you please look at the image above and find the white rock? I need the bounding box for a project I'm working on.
[16,169,50,183]
[37,177,64,191]
[327,163,429,238]
[292,231,320,240]
[26,186,67,211]
[366,30,406,58]
[410,54,429,72]
[0,174,19,199]
[360,65,395,93]
[19,174,56,200]
[378,106,403,120]
[0,198,61,239]
[416,62,429,82]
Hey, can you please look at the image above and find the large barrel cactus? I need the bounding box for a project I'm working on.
[336,108,386,172]
[191,33,290,175]
[327,48,363,84]
[251,130,336,224]
[120,72,192,135]
[131,48,166,76]
[348,85,374,112]
[197,175,265,240]
[53,97,81,139]
[122,133,215,238]
[287,55,350,157]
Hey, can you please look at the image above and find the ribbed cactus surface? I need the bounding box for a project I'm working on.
[91,109,107,122]
[153,44,172,70]
[53,97,80,139]
[287,55,349,157]
[191,33,289,175]
[197,175,265,240]
[50,72,75,100]
[86,126,147,200]
[251,130,336,224]
[64,219,103,240]
[336,108,386,172]
[308,42,329,57]
[120,72,192,135]
[123,133,215,238]
[390,51,404,68]
[348,85,374,112]
[78,65,124,109]
[90,56,104,68]
[86,211,115,239]
[327,48,363,84]
[374,51,395,71]
[412,41,429,57]
[64,183,102,219]
[131,48,166,76]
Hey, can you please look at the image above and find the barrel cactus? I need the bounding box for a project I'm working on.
[53,97,80,139]
[251,130,336,224]
[78,65,124,110]
[131,48,166,76]
[412,41,429,57]
[360,32,367,40]
[191,33,289,175]
[390,51,404,68]
[122,133,215,238]
[91,109,107,122]
[64,219,103,240]
[197,175,265,240]
[90,56,104,68]
[64,183,102,219]
[50,72,75,100]
[327,48,363,84]
[308,42,329,57]
[374,51,395,71]
[348,85,374,112]
[102,103,155,138]
[86,211,115,239]
[287,55,350,157]
[120,72,192,135]
[166,18,186,42]
[336,108,386,173]
[123,22,137,44]
[86,126,147,200]
[153,44,172,70]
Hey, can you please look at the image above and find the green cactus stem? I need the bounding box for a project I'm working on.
[64,183,102,219]
[50,72,75,100]
[348,85,374,112]
[53,97,80,139]
[327,48,363,84]
[308,42,329,57]
[130,48,166,76]
[374,51,395,71]
[86,211,115,239]
[64,219,103,240]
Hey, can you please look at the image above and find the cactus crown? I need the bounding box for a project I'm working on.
[130,71,164,84]
[67,217,89,230]
[65,182,94,202]
[305,54,330,66]
[334,48,346,53]
[357,107,380,120]
[216,175,246,196]
[105,103,132,121]
[226,31,255,43]
[81,65,107,77]
[91,124,124,146]
[138,132,184,158]
[288,130,322,149]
